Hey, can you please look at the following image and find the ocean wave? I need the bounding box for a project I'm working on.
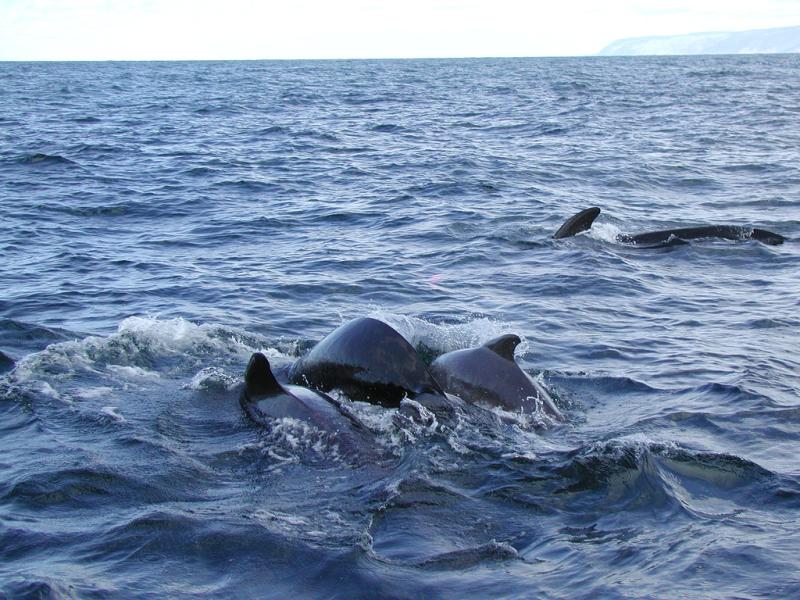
[193,104,243,115]
[0,577,111,600]
[296,128,340,142]
[46,202,138,217]
[0,350,13,373]
[279,90,323,106]
[1,466,169,510]
[71,116,101,123]
[370,123,407,133]
[5,316,286,394]
[212,179,281,192]
[0,319,72,356]
[557,436,774,516]
[254,125,289,136]
[410,540,520,570]
[15,153,78,167]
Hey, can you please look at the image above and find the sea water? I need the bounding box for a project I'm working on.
[1,56,799,598]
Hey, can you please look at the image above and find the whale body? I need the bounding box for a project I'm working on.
[288,317,444,407]
[618,225,786,246]
[242,352,372,450]
[430,334,563,419]
[553,207,786,246]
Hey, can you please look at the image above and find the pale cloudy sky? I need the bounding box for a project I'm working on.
[1,0,798,60]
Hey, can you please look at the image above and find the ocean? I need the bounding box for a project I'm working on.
[1,55,799,599]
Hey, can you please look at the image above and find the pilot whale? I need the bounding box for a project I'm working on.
[430,334,563,419]
[553,207,786,246]
[288,317,445,408]
[242,352,373,450]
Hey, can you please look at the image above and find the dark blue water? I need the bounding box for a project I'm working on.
[1,56,799,599]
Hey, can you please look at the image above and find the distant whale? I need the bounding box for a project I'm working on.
[553,207,786,246]
[289,317,445,408]
[242,352,373,450]
[430,334,563,419]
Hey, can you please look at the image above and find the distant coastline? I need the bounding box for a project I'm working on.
[599,25,800,56]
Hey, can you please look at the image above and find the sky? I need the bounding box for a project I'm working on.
[0,0,798,60]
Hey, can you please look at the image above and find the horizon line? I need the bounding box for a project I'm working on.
[2,52,799,63]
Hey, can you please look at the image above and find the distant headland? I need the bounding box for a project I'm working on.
[599,25,800,56]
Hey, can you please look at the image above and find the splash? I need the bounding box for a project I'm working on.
[239,417,344,469]
[365,309,528,355]
[8,316,288,387]
[586,221,623,243]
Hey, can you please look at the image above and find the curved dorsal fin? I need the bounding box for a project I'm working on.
[482,334,521,361]
[245,352,283,399]
[553,207,601,239]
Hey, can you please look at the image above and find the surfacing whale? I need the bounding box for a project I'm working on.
[430,334,563,419]
[288,317,445,408]
[553,207,786,246]
[242,352,372,450]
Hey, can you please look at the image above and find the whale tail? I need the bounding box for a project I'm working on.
[244,353,283,401]
[553,207,601,239]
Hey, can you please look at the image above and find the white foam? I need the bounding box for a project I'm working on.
[391,399,441,447]
[116,315,278,358]
[186,367,239,391]
[39,381,61,399]
[78,386,115,399]
[240,417,343,467]
[501,450,539,462]
[585,433,680,460]
[252,509,311,527]
[325,390,446,453]
[487,401,556,430]
[100,406,126,422]
[445,430,472,455]
[365,309,526,355]
[9,316,291,391]
[13,340,101,383]
[107,365,160,379]
[586,221,623,243]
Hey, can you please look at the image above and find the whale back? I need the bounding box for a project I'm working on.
[289,317,444,407]
[626,225,786,246]
[430,337,562,418]
[751,227,786,245]
[242,352,373,450]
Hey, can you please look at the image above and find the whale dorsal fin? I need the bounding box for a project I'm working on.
[553,207,601,239]
[482,334,521,361]
[245,353,283,399]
